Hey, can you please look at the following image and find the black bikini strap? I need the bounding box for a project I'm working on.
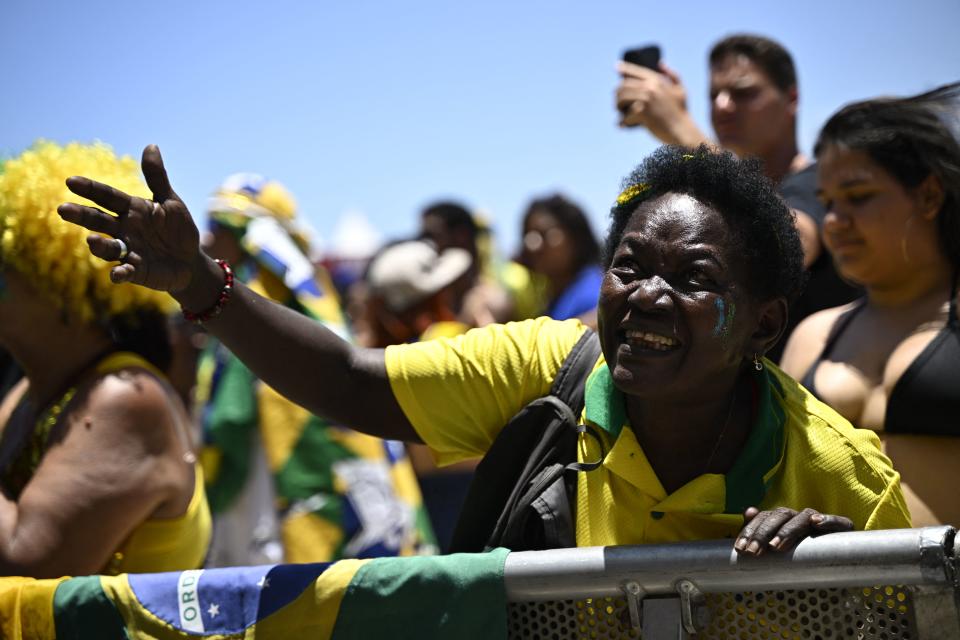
[948,270,959,330]
[818,298,867,360]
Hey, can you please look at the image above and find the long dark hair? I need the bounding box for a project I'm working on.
[815,82,960,271]
[522,194,600,274]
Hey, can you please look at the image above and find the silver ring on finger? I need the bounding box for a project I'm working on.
[115,238,130,262]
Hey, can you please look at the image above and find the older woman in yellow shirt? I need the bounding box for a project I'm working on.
[60,144,909,557]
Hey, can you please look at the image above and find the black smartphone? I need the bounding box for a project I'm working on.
[622,45,661,72]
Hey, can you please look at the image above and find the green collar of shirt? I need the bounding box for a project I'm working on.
[583,364,786,514]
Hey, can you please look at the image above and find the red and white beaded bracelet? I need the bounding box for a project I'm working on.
[182,259,234,324]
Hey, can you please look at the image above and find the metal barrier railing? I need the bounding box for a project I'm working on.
[503,526,960,639]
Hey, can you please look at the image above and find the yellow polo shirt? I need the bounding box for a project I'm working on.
[385,318,911,547]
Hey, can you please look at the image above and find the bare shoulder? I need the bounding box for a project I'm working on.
[780,304,856,379]
[70,366,181,454]
[88,365,173,406]
[49,364,190,506]
[12,366,189,575]
[800,304,854,335]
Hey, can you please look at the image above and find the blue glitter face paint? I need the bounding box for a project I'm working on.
[713,296,737,343]
[723,301,736,339]
[713,298,726,337]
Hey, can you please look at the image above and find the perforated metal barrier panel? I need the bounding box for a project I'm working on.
[503,527,960,640]
[509,597,641,639]
[508,585,919,639]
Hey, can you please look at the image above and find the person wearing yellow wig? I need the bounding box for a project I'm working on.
[0,141,211,577]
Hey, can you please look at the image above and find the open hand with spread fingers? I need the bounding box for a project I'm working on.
[735,506,854,556]
[58,144,204,294]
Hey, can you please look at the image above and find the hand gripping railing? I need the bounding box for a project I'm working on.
[503,526,960,639]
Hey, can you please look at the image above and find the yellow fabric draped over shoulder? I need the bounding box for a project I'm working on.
[94,352,212,575]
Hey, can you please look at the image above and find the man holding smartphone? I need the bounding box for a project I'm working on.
[615,34,859,361]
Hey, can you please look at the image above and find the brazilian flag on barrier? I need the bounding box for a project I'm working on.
[0,550,508,639]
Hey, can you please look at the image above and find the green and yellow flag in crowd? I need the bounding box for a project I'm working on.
[199,174,436,562]
[198,330,437,561]
[0,550,508,639]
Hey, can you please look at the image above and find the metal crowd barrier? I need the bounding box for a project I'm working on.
[503,526,960,639]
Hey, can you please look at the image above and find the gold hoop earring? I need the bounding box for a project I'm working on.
[901,215,916,265]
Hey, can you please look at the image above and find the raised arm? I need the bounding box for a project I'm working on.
[615,61,711,147]
[58,145,417,442]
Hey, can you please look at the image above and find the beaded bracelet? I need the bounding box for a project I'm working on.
[182,259,234,324]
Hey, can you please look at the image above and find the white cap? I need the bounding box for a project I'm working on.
[366,240,472,312]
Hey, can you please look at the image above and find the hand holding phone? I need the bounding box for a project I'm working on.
[615,44,704,145]
[622,45,661,72]
[617,44,665,124]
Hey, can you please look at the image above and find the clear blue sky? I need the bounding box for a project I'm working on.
[3,0,958,256]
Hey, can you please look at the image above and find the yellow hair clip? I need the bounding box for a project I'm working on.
[616,183,651,206]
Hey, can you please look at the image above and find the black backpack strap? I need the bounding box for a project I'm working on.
[550,329,606,471]
[568,423,605,472]
[492,329,604,549]
[549,328,602,414]
[448,327,603,553]
[547,329,606,472]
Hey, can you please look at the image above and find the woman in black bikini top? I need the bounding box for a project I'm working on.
[781,82,960,526]
[798,289,959,436]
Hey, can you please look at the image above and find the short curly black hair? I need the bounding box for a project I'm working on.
[605,145,806,303]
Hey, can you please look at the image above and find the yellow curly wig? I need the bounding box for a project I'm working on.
[0,141,174,323]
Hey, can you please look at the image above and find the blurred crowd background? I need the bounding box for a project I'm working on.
[2,0,959,571]
[3,1,958,257]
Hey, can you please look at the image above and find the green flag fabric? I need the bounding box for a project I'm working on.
[197,260,437,563]
[1,549,509,639]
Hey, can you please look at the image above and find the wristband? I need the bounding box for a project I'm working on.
[182,259,234,324]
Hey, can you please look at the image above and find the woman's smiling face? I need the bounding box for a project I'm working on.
[598,192,766,400]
